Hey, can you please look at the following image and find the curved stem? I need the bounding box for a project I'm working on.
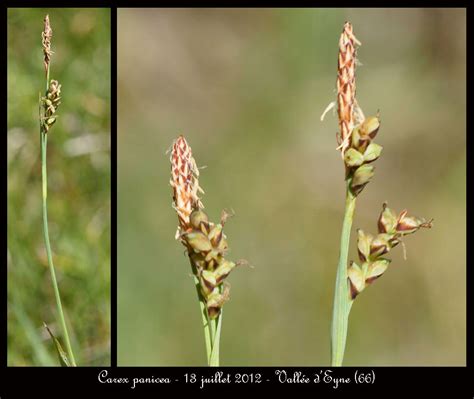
[331,182,356,366]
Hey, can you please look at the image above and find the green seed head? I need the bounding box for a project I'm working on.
[190,209,209,230]
[344,148,364,167]
[351,126,361,149]
[200,270,217,296]
[359,116,380,139]
[184,231,213,252]
[206,284,231,319]
[214,260,236,283]
[378,203,398,234]
[366,258,390,284]
[351,164,375,195]
[348,261,365,299]
[204,249,221,265]
[370,234,391,258]
[357,229,373,262]
[208,224,223,246]
[363,143,383,163]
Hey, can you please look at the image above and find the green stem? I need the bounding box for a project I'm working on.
[41,131,76,366]
[209,311,222,366]
[190,261,221,366]
[191,272,212,364]
[331,181,356,366]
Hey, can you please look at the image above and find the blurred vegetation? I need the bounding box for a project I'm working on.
[116,8,466,366]
[8,8,111,366]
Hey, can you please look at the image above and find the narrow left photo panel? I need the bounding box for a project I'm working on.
[7,8,111,366]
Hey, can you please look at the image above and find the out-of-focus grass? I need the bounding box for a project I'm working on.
[8,8,111,366]
[117,8,465,365]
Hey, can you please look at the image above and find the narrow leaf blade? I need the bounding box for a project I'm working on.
[43,322,71,367]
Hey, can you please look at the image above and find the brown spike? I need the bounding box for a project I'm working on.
[42,15,53,74]
[170,135,203,237]
[336,22,361,156]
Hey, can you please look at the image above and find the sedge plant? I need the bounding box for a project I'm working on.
[39,15,76,367]
[170,135,244,366]
[324,22,433,366]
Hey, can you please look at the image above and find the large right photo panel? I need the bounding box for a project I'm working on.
[117,8,466,366]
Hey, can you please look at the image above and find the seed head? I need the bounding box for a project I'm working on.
[170,135,203,237]
[336,22,361,156]
[42,79,62,133]
[348,204,432,299]
[42,15,53,75]
[170,136,243,319]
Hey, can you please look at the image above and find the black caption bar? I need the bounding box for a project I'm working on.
[1,367,472,395]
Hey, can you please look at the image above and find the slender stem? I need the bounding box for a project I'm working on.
[331,180,356,366]
[190,258,213,365]
[190,260,221,366]
[209,311,222,366]
[191,271,212,364]
[41,68,76,366]
[41,132,76,366]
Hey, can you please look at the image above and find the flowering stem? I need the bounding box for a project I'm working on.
[331,179,356,366]
[192,275,221,366]
[170,136,237,367]
[41,131,76,367]
[190,262,213,364]
[40,67,76,367]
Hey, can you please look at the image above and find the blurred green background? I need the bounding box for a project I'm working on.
[118,8,465,365]
[8,8,111,366]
